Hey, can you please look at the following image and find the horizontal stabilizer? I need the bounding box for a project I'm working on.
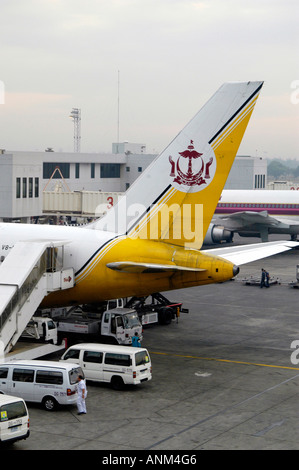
[205,240,299,266]
[106,261,206,274]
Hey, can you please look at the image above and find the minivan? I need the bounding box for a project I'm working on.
[0,360,83,411]
[0,395,30,444]
[60,343,152,390]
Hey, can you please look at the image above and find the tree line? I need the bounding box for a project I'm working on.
[268,159,299,179]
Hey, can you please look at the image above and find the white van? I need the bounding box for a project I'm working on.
[0,395,30,445]
[0,360,83,411]
[60,343,152,390]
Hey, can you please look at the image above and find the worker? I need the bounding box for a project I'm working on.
[76,374,87,415]
[261,268,270,288]
[131,331,141,347]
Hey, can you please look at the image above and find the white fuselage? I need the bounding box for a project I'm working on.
[0,222,114,275]
[216,190,299,220]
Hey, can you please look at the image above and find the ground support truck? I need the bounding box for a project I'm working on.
[52,307,143,346]
[41,292,188,340]
[3,290,182,360]
[124,293,189,326]
[3,317,66,361]
[4,305,142,361]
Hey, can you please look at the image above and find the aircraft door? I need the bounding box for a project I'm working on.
[46,246,64,272]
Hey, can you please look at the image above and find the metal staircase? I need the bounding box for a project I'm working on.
[0,240,74,355]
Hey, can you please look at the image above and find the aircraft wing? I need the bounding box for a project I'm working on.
[204,240,299,265]
[215,211,280,229]
[272,215,299,227]
[107,261,206,273]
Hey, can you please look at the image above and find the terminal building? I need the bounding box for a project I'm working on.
[225,155,267,190]
[0,146,267,223]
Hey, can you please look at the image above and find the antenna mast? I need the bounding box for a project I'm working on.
[117,70,120,153]
[69,108,81,153]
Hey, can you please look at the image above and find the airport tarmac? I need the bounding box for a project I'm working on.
[6,237,299,451]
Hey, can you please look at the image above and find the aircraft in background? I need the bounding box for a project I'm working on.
[205,189,299,244]
[0,80,297,312]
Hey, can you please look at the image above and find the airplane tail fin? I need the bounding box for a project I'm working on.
[95,81,263,249]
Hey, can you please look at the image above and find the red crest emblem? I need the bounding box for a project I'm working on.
[169,140,214,190]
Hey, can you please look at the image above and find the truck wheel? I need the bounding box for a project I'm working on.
[158,307,173,325]
[42,396,57,411]
[111,376,124,391]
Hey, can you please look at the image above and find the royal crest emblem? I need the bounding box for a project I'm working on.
[169,140,216,192]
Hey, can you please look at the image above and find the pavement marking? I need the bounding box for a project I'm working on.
[254,420,284,437]
[150,350,299,371]
[146,368,299,449]
[195,371,212,377]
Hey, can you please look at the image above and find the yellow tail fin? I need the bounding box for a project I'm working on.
[95,81,263,249]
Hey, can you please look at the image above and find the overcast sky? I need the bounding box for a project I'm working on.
[0,0,298,159]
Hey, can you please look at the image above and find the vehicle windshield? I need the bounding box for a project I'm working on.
[0,401,27,421]
[135,350,150,366]
[47,320,56,330]
[123,312,141,329]
[69,367,84,385]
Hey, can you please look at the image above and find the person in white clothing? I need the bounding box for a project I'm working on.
[76,375,87,415]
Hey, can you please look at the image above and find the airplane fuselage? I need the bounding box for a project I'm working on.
[216,190,299,220]
[210,189,299,242]
[0,222,236,308]
[0,83,267,311]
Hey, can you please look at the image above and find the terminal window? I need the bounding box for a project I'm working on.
[43,162,70,179]
[100,163,121,178]
[22,178,27,198]
[35,178,39,198]
[75,163,80,179]
[255,174,265,189]
[16,178,21,198]
[16,177,39,198]
[29,177,33,198]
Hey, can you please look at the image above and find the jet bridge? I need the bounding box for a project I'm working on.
[0,240,74,356]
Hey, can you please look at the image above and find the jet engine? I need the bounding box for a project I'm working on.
[203,224,233,245]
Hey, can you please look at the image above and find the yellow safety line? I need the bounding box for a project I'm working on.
[150,351,299,371]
